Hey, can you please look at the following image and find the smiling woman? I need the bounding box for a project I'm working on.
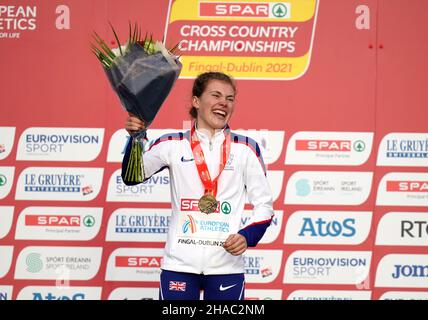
[122,71,274,301]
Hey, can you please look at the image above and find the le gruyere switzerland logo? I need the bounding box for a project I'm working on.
[164,0,319,79]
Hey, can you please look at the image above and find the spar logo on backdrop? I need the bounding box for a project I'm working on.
[285,132,373,165]
[15,167,103,201]
[105,248,163,282]
[376,212,428,246]
[107,129,181,163]
[243,250,282,283]
[287,290,372,300]
[15,207,102,241]
[234,129,285,165]
[376,172,428,206]
[377,133,428,167]
[0,127,15,160]
[14,246,102,280]
[17,286,102,300]
[375,254,428,288]
[0,206,14,240]
[0,246,14,279]
[283,250,372,285]
[0,286,13,300]
[17,128,104,162]
[241,210,282,244]
[284,211,372,245]
[108,287,158,300]
[106,169,170,203]
[284,171,373,205]
[106,208,171,242]
[245,289,283,300]
[0,166,14,200]
[0,5,36,39]
[164,0,320,79]
[379,291,428,300]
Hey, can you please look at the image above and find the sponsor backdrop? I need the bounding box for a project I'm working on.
[0,0,427,300]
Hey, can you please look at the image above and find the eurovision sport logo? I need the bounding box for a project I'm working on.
[106,169,170,203]
[0,127,16,160]
[285,131,373,166]
[164,0,320,79]
[15,207,102,241]
[15,167,104,201]
[17,127,104,162]
[283,250,372,285]
[0,286,13,300]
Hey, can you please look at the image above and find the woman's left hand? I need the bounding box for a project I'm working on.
[223,234,248,256]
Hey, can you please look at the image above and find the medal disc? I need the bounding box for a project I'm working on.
[198,194,218,214]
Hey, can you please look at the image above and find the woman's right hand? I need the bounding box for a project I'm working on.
[125,113,146,135]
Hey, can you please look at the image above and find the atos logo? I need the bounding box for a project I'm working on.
[392,264,428,279]
[298,218,356,238]
[115,256,161,268]
[32,292,85,300]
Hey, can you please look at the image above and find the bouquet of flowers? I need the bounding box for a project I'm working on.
[91,22,181,183]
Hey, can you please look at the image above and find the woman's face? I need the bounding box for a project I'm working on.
[192,79,236,131]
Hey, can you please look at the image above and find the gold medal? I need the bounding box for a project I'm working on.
[198,193,218,214]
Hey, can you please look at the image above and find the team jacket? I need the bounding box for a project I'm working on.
[122,125,274,275]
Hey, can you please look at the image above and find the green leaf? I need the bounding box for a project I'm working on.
[109,21,122,56]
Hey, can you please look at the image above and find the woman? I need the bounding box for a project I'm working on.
[123,72,274,300]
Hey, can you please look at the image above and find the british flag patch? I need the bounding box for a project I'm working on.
[169,281,186,291]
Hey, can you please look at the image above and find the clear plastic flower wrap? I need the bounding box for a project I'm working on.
[92,23,181,182]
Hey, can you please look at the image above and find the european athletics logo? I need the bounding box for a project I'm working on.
[182,215,197,234]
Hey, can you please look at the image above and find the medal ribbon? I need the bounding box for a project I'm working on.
[190,123,231,198]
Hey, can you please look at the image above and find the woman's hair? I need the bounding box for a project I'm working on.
[189,72,236,119]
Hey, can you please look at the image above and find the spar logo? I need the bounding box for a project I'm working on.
[199,2,291,19]
[295,140,365,152]
[24,215,95,227]
[286,132,373,165]
[0,174,6,186]
[377,173,428,206]
[386,180,428,192]
[180,198,232,214]
[182,215,197,233]
[115,256,162,268]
